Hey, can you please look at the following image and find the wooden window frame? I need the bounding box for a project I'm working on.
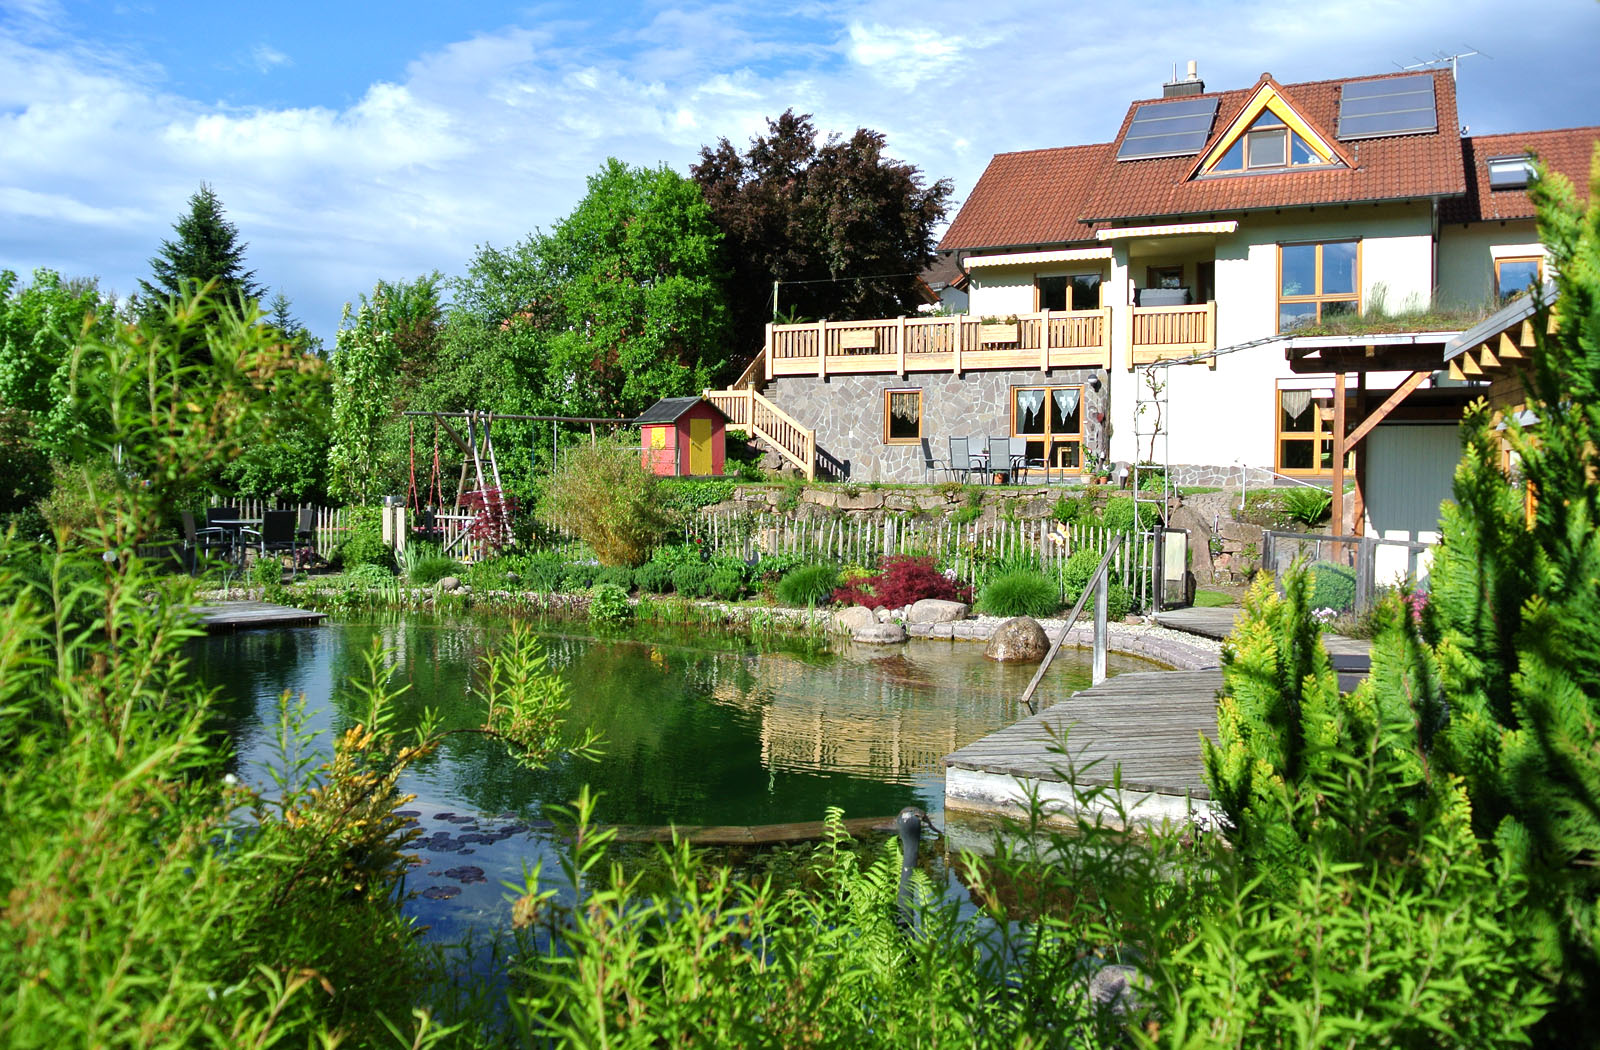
[1146,265,1184,290]
[1274,383,1356,477]
[1494,255,1543,301]
[1277,239,1361,333]
[883,388,922,445]
[1010,385,1086,473]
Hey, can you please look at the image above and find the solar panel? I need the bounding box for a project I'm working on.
[1337,75,1436,140]
[1116,97,1219,160]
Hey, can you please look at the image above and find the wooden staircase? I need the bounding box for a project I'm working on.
[704,365,816,480]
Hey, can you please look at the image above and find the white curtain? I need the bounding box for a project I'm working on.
[889,391,919,423]
[1053,387,1081,425]
[1280,389,1313,421]
[1014,388,1045,429]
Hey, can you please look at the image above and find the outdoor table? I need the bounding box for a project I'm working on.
[207,519,261,563]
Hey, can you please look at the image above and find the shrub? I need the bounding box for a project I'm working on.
[347,561,394,585]
[633,560,674,594]
[1107,582,1132,620]
[751,552,805,583]
[1309,560,1356,611]
[593,565,633,591]
[520,551,566,592]
[561,561,598,591]
[539,439,670,566]
[399,543,463,586]
[250,554,284,590]
[1280,485,1333,526]
[774,564,839,606]
[834,555,971,610]
[1061,546,1103,599]
[465,557,515,591]
[709,566,746,601]
[976,570,1059,617]
[657,479,736,515]
[1101,495,1158,531]
[588,583,633,625]
[950,504,981,526]
[1051,491,1087,523]
[333,506,394,571]
[670,561,713,598]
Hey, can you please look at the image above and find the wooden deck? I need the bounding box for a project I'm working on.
[945,669,1222,827]
[608,815,900,846]
[191,601,327,633]
[1154,606,1242,640]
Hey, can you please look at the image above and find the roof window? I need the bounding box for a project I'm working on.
[1487,154,1536,190]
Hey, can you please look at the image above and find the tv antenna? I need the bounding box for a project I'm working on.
[1397,47,1488,83]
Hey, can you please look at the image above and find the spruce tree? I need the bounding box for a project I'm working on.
[138,183,262,312]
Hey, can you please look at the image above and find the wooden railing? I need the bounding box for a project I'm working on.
[764,309,1113,379]
[1130,302,1216,365]
[703,387,816,481]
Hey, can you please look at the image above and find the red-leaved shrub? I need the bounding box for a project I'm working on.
[831,555,971,609]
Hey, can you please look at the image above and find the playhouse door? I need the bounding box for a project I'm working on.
[688,418,712,474]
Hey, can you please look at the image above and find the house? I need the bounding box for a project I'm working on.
[707,64,1595,523]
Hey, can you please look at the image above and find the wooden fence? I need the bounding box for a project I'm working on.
[681,512,1159,609]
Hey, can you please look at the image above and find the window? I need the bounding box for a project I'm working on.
[1278,240,1359,332]
[1146,265,1184,290]
[1035,273,1103,311]
[1276,386,1356,476]
[883,389,921,444]
[1495,256,1542,302]
[1012,386,1084,471]
[1487,154,1535,190]
[1209,112,1330,173]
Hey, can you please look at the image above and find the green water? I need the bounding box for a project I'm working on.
[195,618,1156,827]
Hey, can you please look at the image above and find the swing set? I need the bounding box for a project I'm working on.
[404,409,632,558]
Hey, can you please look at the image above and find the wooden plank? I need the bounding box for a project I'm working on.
[191,601,327,633]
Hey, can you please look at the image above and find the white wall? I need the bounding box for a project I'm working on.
[967,267,1036,316]
[1108,203,1436,471]
[1437,220,1542,306]
[1363,422,1459,585]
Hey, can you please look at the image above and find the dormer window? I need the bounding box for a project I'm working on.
[1487,154,1535,189]
[1210,113,1327,173]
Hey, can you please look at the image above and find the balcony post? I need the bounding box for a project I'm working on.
[765,322,774,381]
[952,315,963,376]
[817,318,827,379]
[897,316,906,377]
[1039,308,1051,372]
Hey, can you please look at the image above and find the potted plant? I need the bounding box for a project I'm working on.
[978,314,1020,344]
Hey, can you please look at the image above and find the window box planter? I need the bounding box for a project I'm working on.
[979,323,1019,344]
[838,329,878,350]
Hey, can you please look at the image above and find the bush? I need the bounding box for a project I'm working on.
[588,583,633,625]
[561,561,598,591]
[1107,582,1132,620]
[774,564,839,606]
[593,565,633,592]
[709,566,746,601]
[834,555,971,610]
[1280,485,1333,526]
[334,506,394,571]
[1309,560,1356,611]
[976,570,1060,618]
[950,504,981,526]
[346,561,394,585]
[540,439,670,566]
[670,561,713,598]
[250,554,284,590]
[399,543,463,586]
[520,551,567,592]
[1051,491,1087,523]
[633,560,674,594]
[657,479,736,515]
[1101,495,1158,531]
[1061,546,1103,599]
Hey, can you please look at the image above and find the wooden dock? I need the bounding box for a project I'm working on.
[945,669,1222,827]
[191,601,327,633]
[608,815,900,846]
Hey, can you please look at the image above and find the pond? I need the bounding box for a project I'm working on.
[193,618,1158,941]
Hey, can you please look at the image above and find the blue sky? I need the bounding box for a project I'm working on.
[3,0,1598,346]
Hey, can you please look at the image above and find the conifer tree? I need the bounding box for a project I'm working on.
[138,183,262,312]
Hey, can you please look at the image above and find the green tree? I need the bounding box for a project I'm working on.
[327,300,400,505]
[692,111,953,369]
[265,291,325,357]
[138,183,263,313]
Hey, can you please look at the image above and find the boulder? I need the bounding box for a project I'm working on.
[438,576,462,592]
[833,605,877,633]
[908,598,970,624]
[984,616,1050,662]
[1217,520,1264,547]
[853,623,907,644]
[875,606,896,623]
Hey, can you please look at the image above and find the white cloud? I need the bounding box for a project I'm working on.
[249,44,290,73]
[844,22,965,91]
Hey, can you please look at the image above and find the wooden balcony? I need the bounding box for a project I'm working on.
[1129,302,1216,366]
[765,309,1112,380]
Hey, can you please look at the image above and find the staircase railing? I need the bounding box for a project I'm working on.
[1018,533,1124,714]
[704,386,816,480]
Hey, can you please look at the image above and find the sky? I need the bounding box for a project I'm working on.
[3,0,1598,346]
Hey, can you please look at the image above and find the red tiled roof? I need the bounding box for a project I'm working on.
[939,143,1108,251]
[1441,126,1599,223]
[1083,69,1465,222]
[943,69,1488,251]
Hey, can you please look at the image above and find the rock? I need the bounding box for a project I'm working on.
[1088,964,1148,1016]
[1217,520,1264,547]
[984,616,1050,662]
[875,606,896,623]
[852,623,907,644]
[438,576,462,592]
[908,598,970,624]
[833,605,877,633]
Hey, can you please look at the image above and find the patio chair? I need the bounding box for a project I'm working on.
[295,507,319,570]
[919,437,948,482]
[986,436,1015,484]
[181,510,232,572]
[239,509,300,579]
[948,436,979,484]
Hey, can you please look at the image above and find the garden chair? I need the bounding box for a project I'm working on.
[919,437,948,482]
[295,507,320,570]
[180,511,232,573]
[986,436,1015,485]
[948,437,978,484]
[239,510,300,580]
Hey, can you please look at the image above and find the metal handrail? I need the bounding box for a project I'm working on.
[1018,532,1124,715]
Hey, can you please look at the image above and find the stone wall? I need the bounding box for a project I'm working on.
[767,367,1109,482]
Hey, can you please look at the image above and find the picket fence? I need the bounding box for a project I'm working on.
[682,512,1159,609]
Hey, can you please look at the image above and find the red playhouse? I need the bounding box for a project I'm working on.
[636,396,727,477]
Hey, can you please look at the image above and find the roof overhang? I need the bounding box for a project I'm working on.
[1284,331,1459,374]
[1442,282,1556,380]
[1096,220,1239,240]
[962,246,1114,268]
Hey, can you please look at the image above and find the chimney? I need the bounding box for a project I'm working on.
[1163,59,1205,98]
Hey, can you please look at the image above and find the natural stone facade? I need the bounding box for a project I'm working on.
[767,367,1109,482]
